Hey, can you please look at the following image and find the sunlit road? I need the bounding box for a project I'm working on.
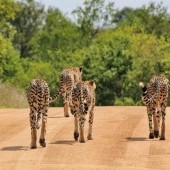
[0,107,170,170]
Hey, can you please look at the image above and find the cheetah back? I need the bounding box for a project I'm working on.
[142,75,169,106]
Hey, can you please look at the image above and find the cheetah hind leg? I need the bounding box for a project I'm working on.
[79,117,86,143]
[31,129,37,149]
[79,127,85,143]
[160,104,166,140]
[149,132,154,139]
[74,115,79,141]
[87,127,93,140]
[74,132,79,141]
[154,130,159,138]
[64,101,69,117]
[39,138,46,147]
[39,112,47,147]
[153,110,161,138]
[87,134,93,140]
[87,108,94,140]
[147,108,155,139]
[36,120,41,129]
[36,110,42,129]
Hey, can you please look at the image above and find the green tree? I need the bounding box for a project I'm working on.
[115,2,170,38]
[31,7,83,61]
[114,23,170,104]
[0,0,18,39]
[0,34,22,83]
[82,30,132,105]
[72,0,117,42]
[12,0,45,58]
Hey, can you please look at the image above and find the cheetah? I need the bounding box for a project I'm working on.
[139,75,169,140]
[50,67,82,117]
[70,80,96,143]
[27,79,50,149]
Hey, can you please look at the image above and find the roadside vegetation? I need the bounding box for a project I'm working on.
[0,83,28,108]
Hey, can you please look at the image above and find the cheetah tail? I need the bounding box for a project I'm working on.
[49,89,60,103]
[80,85,85,115]
[139,82,145,88]
[139,82,147,95]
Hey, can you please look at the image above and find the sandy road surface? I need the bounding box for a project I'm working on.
[0,107,170,170]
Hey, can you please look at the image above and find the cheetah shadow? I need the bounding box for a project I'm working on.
[126,137,148,141]
[50,140,75,145]
[48,116,64,119]
[1,146,29,151]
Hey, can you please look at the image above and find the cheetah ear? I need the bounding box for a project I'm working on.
[79,67,82,73]
[89,80,96,89]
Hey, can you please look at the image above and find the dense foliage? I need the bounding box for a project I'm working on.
[0,0,170,106]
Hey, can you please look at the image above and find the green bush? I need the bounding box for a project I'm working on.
[114,97,136,106]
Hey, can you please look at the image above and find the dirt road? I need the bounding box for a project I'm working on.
[0,107,170,170]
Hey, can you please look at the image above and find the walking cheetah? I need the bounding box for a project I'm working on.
[50,67,82,117]
[27,79,50,149]
[139,75,169,140]
[70,80,96,143]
